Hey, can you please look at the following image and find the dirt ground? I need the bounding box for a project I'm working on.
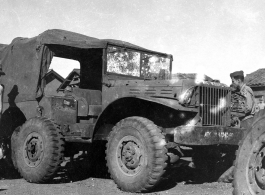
[0,151,233,195]
[0,178,232,195]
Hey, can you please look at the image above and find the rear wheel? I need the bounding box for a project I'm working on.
[13,117,64,183]
[106,117,168,192]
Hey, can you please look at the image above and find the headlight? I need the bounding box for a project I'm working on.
[179,87,194,104]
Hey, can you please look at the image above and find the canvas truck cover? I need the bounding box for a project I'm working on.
[0,29,170,103]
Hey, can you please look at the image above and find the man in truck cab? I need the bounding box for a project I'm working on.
[230,70,256,120]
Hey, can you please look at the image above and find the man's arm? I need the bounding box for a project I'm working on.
[245,93,254,113]
[243,86,255,114]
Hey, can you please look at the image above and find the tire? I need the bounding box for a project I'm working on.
[233,110,265,195]
[14,117,65,183]
[106,117,168,192]
[11,126,21,170]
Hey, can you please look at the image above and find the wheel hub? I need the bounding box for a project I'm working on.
[249,134,265,192]
[23,132,44,167]
[122,142,140,169]
[117,135,144,175]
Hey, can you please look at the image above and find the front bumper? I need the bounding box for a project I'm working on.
[165,126,245,145]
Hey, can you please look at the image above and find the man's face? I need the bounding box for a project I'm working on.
[232,77,240,88]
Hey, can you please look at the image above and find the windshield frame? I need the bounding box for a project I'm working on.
[103,43,173,80]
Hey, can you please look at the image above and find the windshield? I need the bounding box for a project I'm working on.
[106,46,171,80]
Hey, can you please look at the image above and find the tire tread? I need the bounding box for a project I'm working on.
[13,117,65,183]
[106,116,168,192]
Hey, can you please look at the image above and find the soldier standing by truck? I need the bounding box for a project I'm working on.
[230,70,256,118]
[217,70,256,183]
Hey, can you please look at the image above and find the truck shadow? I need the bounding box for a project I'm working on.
[52,151,110,184]
[152,161,197,192]
[0,159,20,179]
[52,141,110,184]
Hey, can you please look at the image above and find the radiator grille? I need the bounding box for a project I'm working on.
[199,86,231,126]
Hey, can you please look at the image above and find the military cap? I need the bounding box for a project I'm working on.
[230,70,244,78]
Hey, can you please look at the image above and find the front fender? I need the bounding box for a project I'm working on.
[93,96,198,140]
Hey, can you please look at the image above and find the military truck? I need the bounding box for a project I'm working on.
[0,29,261,194]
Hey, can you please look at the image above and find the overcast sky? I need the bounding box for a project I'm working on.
[0,0,265,85]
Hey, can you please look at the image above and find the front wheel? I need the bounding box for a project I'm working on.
[233,110,265,194]
[106,117,168,192]
[13,117,65,183]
